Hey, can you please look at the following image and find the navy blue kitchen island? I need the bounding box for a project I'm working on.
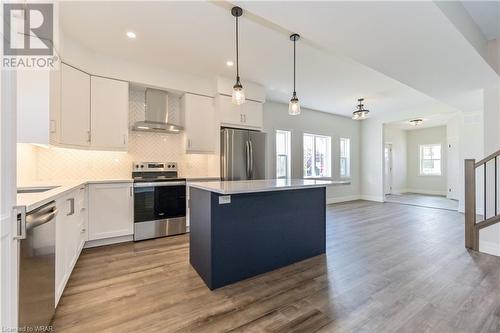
[188,179,338,290]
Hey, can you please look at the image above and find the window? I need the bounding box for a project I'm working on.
[419,144,442,176]
[303,133,331,178]
[276,130,291,178]
[340,138,351,178]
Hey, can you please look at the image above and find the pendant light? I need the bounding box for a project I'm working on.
[231,6,246,105]
[352,98,370,120]
[289,33,301,115]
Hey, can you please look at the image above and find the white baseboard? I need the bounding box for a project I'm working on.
[326,195,361,204]
[390,189,408,195]
[479,240,500,257]
[361,195,385,202]
[405,189,447,196]
[84,234,133,248]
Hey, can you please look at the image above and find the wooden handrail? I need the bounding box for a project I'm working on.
[475,149,500,168]
[475,215,500,230]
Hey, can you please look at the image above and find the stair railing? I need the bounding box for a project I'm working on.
[465,149,500,251]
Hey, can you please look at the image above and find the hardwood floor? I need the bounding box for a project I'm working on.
[385,193,459,211]
[52,200,500,332]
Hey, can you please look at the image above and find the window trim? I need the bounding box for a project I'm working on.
[340,137,351,179]
[303,132,332,179]
[275,129,291,179]
[419,143,442,176]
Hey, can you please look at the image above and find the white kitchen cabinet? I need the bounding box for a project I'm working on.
[55,185,87,305]
[90,76,129,151]
[88,183,133,241]
[241,100,264,129]
[60,63,91,147]
[182,93,216,153]
[17,68,60,144]
[215,94,263,130]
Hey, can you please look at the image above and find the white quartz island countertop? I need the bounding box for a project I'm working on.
[188,179,350,195]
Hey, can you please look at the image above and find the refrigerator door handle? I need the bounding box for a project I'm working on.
[245,140,250,179]
[249,140,254,179]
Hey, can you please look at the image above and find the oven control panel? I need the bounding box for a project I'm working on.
[133,162,177,172]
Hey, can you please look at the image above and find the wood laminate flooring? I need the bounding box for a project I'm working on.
[385,193,459,211]
[53,200,500,333]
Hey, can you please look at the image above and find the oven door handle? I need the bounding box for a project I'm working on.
[134,181,186,188]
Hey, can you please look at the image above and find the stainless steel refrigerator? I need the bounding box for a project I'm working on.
[221,128,267,180]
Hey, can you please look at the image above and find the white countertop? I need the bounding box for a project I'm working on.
[188,179,350,195]
[17,179,133,212]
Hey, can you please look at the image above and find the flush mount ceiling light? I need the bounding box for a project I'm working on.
[409,118,423,126]
[231,6,246,105]
[289,33,301,116]
[226,60,234,67]
[126,31,136,39]
[352,98,370,120]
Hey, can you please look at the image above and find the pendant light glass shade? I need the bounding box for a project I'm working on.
[231,7,246,105]
[289,93,300,115]
[232,79,246,105]
[289,34,301,115]
[352,98,370,120]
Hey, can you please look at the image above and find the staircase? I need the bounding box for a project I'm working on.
[465,150,500,251]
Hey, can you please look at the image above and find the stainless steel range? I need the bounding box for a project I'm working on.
[132,162,186,241]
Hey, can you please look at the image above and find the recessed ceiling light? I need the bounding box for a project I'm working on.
[126,31,136,39]
[226,60,234,67]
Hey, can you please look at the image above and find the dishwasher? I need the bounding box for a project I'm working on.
[16,201,58,329]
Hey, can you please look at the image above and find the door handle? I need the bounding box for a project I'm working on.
[67,198,75,216]
[13,206,26,240]
[249,140,254,179]
[245,140,251,179]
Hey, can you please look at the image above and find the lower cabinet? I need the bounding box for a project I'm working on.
[55,182,133,305]
[55,185,87,305]
[88,183,133,241]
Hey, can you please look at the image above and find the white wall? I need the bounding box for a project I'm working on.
[383,126,407,194]
[361,118,385,201]
[263,102,361,203]
[406,126,448,195]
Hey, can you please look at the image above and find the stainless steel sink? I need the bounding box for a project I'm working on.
[17,186,59,194]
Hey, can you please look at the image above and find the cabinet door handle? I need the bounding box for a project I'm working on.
[188,139,191,148]
[244,114,246,123]
[67,198,75,216]
[87,130,91,143]
[130,186,133,197]
[13,206,27,240]
[123,134,127,145]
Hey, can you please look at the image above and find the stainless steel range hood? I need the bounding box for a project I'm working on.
[132,88,183,133]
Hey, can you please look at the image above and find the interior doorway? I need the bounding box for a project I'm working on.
[384,143,393,195]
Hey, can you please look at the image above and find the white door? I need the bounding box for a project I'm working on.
[60,64,91,147]
[447,137,459,200]
[384,144,393,195]
[88,183,133,240]
[90,76,129,150]
[1,66,19,328]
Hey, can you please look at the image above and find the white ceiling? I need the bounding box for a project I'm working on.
[385,113,456,131]
[60,1,495,119]
[462,1,500,40]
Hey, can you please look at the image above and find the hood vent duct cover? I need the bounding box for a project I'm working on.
[132,88,183,133]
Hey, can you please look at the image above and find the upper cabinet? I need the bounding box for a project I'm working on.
[215,94,263,130]
[181,93,216,153]
[90,76,129,150]
[59,64,91,147]
[51,63,129,151]
[17,69,60,144]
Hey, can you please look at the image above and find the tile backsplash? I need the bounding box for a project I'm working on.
[17,88,219,184]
